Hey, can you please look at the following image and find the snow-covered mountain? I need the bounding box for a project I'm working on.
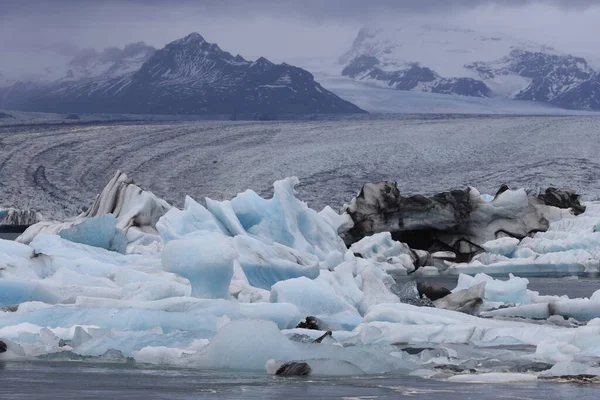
[0,33,364,116]
[340,24,600,110]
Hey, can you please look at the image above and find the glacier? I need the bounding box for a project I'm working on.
[3,171,600,381]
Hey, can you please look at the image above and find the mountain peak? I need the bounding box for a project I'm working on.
[252,57,274,68]
[175,32,207,45]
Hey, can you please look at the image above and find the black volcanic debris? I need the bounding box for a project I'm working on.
[275,362,311,377]
[537,187,586,215]
[1,33,364,116]
[313,331,333,343]
[341,181,585,262]
[416,282,452,301]
[296,316,321,330]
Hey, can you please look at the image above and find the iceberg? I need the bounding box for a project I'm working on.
[17,171,170,253]
[341,182,578,263]
[3,172,600,383]
[162,234,236,299]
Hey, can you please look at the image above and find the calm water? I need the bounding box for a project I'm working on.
[1,361,599,400]
[392,275,600,299]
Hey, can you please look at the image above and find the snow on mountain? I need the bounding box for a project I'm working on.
[553,72,600,110]
[342,55,491,97]
[340,24,553,80]
[1,33,364,116]
[339,23,600,111]
[467,50,595,101]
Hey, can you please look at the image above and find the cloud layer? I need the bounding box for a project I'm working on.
[2,0,600,66]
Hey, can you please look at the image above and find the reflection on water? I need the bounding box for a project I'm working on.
[0,361,599,400]
[0,232,20,240]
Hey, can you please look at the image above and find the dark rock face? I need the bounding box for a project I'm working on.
[342,56,490,97]
[416,282,452,301]
[341,182,582,261]
[553,72,600,110]
[275,362,312,377]
[0,340,7,353]
[296,316,321,330]
[3,33,365,116]
[430,78,490,97]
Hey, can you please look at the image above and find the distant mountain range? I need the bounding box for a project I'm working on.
[2,26,600,115]
[0,33,364,117]
[340,25,600,111]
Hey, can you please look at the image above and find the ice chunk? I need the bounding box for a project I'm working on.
[359,265,400,315]
[482,298,600,322]
[0,338,27,360]
[71,326,92,348]
[18,171,170,251]
[540,361,600,377]
[270,275,361,323]
[234,235,319,290]
[58,215,127,253]
[433,283,485,314]
[134,345,199,365]
[162,234,236,299]
[481,303,551,319]
[447,373,537,383]
[157,196,228,242]
[0,239,34,259]
[192,319,409,373]
[350,232,414,272]
[454,273,531,305]
[318,206,354,234]
[206,177,347,259]
[481,237,520,256]
[0,280,60,307]
[39,327,63,347]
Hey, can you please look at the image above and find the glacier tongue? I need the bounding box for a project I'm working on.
[3,172,600,381]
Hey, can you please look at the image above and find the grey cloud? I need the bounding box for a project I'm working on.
[2,0,600,69]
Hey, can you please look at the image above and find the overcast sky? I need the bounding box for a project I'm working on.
[2,0,600,63]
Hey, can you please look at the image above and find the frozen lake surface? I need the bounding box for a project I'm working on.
[1,115,600,218]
